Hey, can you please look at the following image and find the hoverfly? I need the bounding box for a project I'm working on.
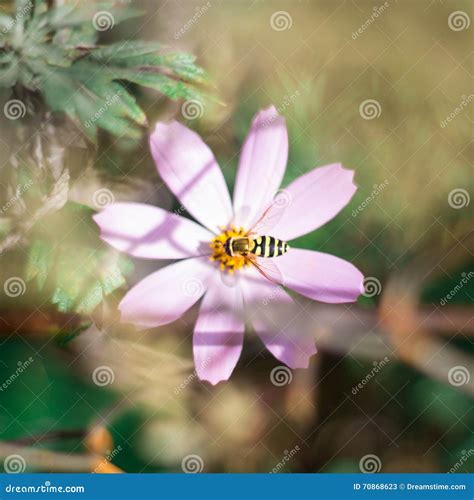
[223,197,289,285]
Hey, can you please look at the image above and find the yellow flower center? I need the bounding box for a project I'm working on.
[209,225,251,273]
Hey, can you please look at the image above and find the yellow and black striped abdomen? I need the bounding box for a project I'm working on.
[249,236,289,258]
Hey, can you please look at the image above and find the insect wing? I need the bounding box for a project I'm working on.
[246,191,290,235]
[245,255,283,286]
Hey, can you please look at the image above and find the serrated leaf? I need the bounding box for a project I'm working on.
[90,40,164,61]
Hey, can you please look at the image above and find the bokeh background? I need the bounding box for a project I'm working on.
[0,0,472,474]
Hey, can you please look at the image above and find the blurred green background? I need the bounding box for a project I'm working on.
[0,0,472,473]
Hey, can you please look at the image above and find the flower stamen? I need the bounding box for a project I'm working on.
[209,225,251,273]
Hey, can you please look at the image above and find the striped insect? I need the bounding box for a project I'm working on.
[223,199,290,284]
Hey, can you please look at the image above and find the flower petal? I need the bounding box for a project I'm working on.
[241,267,316,368]
[193,275,244,385]
[93,203,213,259]
[233,106,288,228]
[150,121,233,233]
[119,257,213,328]
[271,163,357,240]
[276,248,364,303]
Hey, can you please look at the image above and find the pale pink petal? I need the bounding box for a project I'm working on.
[194,275,244,385]
[150,121,233,233]
[241,267,316,368]
[93,203,213,259]
[233,106,288,228]
[271,163,357,240]
[119,257,213,328]
[276,248,364,303]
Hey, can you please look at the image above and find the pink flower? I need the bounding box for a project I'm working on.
[94,106,364,384]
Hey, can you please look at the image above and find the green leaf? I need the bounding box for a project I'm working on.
[0,0,212,140]
[26,202,133,315]
[25,238,52,290]
[90,40,164,61]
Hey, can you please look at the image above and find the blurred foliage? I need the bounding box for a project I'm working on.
[0,0,472,475]
[0,0,209,141]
